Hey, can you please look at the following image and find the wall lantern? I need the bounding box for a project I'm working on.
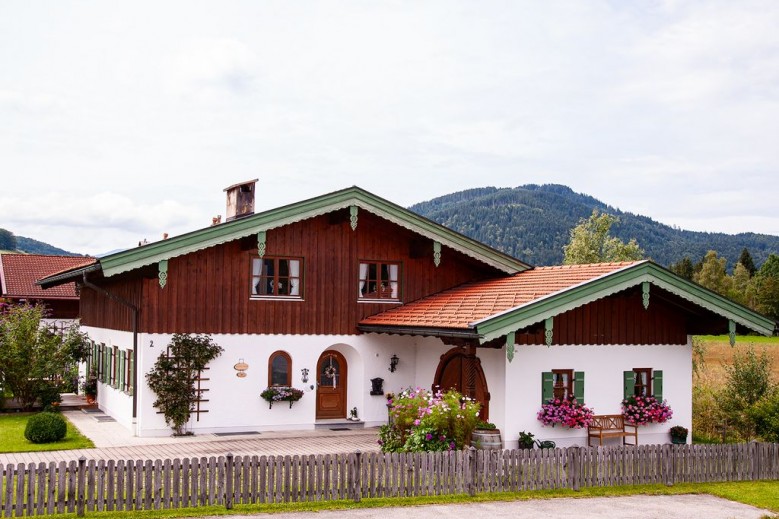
[301,368,310,383]
[389,354,399,373]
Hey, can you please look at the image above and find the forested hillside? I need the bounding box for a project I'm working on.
[0,228,79,256]
[410,184,779,268]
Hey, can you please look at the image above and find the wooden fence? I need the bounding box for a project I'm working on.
[1,443,777,517]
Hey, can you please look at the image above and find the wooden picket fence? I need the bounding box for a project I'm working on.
[1,443,778,517]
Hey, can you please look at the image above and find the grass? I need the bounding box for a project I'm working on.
[0,412,94,453]
[14,481,777,519]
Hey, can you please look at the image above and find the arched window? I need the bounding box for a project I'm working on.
[268,351,292,387]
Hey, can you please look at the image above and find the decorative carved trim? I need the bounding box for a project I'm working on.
[506,331,516,363]
[729,319,736,347]
[642,281,650,310]
[544,317,554,347]
[349,205,358,231]
[257,231,267,258]
[158,259,168,289]
[433,241,442,267]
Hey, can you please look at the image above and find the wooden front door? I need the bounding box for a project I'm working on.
[433,347,490,420]
[316,350,348,419]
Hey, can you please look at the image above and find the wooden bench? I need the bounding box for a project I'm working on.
[587,414,638,446]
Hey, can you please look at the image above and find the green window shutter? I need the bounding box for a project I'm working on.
[542,372,554,405]
[653,370,663,401]
[574,371,585,402]
[119,351,125,391]
[623,370,636,399]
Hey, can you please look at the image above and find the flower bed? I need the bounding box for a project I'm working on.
[537,397,595,428]
[621,394,673,425]
[261,386,304,408]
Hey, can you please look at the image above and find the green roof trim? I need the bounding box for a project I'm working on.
[475,261,776,342]
[98,186,530,278]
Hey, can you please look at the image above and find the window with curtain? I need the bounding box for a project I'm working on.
[358,261,400,300]
[251,257,303,298]
[268,351,292,386]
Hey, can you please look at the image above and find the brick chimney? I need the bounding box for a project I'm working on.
[224,179,258,222]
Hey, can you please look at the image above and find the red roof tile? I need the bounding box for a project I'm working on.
[0,254,95,300]
[359,261,642,330]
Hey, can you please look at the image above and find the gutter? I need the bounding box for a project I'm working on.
[358,324,480,339]
[80,272,140,423]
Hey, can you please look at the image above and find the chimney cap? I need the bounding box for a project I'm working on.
[223,179,259,192]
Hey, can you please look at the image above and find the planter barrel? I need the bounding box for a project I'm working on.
[472,429,502,450]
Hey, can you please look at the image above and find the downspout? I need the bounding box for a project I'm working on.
[82,272,140,423]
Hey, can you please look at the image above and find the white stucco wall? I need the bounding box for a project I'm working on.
[500,339,693,449]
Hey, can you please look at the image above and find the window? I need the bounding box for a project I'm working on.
[112,346,119,388]
[126,349,134,394]
[251,257,302,298]
[624,368,663,400]
[358,261,400,300]
[542,370,584,404]
[268,351,292,387]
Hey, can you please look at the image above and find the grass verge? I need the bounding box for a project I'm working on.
[0,412,95,453]
[22,481,778,519]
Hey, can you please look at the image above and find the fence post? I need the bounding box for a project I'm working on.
[663,444,674,486]
[77,456,86,517]
[752,442,760,481]
[225,453,233,510]
[569,447,580,491]
[353,451,362,503]
[468,446,477,497]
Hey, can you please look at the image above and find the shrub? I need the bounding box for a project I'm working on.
[749,390,779,443]
[36,383,62,412]
[24,412,67,443]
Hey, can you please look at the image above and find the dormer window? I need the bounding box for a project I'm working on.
[358,261,400,301]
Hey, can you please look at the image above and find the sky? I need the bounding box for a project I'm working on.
[1,1,778,256]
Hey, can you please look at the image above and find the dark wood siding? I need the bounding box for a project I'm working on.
[79,275,143,331]
[83,211,502,334]
[515,288,689,346]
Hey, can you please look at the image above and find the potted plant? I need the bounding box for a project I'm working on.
[518,430,535,449]
[537,396,595,429]
[670,425,688,444]
[621,395,673,426]
[260,386,304,408]
[82,368,98,405]
[472,420,502,450]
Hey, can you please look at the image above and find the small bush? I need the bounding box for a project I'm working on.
[24,412,67,444]
[36,383,62,411]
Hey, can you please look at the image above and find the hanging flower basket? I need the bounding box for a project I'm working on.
[537,397,594,429]
[621,395,673,426]
[261,386,304,409]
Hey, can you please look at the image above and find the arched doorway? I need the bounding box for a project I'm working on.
[433,347,490,420]
[316,350,348,419]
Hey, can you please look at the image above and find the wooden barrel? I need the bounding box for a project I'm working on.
[472,429,502,450]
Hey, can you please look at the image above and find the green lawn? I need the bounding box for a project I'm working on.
[0,412,94,453]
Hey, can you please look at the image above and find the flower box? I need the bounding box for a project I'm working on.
[260,386,304,409]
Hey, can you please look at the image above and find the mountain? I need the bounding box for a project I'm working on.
[0,228,81,256]
[409,184,779,269]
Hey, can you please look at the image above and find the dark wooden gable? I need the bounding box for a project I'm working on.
[80,209,504,335]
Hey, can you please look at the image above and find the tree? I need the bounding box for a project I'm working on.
[720,346,775,440]
[669,256,695,280]
[562,210,644,265]
[758,253,779,279]
[738,248,757,277]
[146,334,223,435]
[0,228,16,251]
[693,250,732,296]
[0,303,90,409]
[729,262,751,306]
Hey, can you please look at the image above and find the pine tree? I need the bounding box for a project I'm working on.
[669,257,695,280]
[738,248,757,276]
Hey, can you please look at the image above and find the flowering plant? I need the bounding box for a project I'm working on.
[261,386,304,408]
[537,397,595,429]
[378,387,480,452]
[621,395,673,425]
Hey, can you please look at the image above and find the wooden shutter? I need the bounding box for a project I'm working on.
[623,370,636,399]
[653,370,663,400]
[119,351,125,392]
[574,371,585,401]
[542,372,554,405]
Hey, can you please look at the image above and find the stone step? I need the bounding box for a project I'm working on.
[314,419,365,430]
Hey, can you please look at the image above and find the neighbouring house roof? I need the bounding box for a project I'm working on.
[0,253,93,300]
[359,260,777,341]
[38,186,530,288]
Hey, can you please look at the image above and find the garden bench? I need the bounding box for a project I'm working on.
[587,414,638,446]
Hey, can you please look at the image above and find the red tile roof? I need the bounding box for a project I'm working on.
[0,254,94,300]
[360,261,642,330]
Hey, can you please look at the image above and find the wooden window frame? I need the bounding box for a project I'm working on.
[268,350,292,387]
[552,369,574,401]
[633,367,652,397]
[358,261,401,301]
[112,346,119,388]
[126,349,134,394]
[251,256,303,300]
